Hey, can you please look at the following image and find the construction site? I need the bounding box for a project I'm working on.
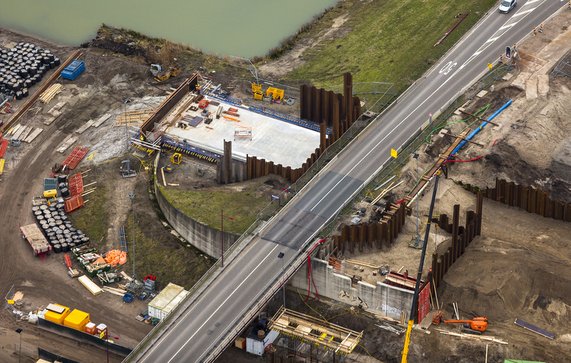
[0,2,570,363]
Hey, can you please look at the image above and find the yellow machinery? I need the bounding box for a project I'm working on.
[154,67,181,82]
[170,152,182,165]
[266,87,284,101]
[251,83,263,100]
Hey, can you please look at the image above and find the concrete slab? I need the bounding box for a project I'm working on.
[165,96,320,168]
[525,76,538,100]
[537,75,549,97]
[502,72,514,81]
[511,72,531,90]
[476,90,488,98]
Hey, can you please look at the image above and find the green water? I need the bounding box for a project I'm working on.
[0,0,336,57]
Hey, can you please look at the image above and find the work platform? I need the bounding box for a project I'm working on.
[269,307,363,355]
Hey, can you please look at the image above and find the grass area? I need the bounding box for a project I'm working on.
[68,181,109,246]
[126,217,212,289]
[158,185,270,235]
[286,0,497,94]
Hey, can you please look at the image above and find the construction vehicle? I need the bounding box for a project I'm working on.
[150,64,181,82]
[444,317,488,334]
[266,87,285,102]
[401,173,440,363]
[170,153,182,165]
[252,83,263,100]
[120,159,137,178]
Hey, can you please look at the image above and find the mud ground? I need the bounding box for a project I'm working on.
[0,29,181,362]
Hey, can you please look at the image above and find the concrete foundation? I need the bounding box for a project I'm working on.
[289,258,413,321]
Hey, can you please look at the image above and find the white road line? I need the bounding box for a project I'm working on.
[512,8,536,17]
[460,1,544,71]
[167,244,280,363]
[499,21,518,30]
[524,0,542,6]
[312,0,548,213]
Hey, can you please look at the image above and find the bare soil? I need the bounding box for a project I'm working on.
[0,28,195,362]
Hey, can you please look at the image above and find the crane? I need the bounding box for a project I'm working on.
[401,172,440,363]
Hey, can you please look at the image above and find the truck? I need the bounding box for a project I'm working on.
[21,223,51,256]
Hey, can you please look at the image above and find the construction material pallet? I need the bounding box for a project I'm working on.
[64,195,85,213]
[0,138,8,158]
[68,173,84,196]
[39,83,63,104]
[115,110,154,126]
[63,146,89,170]
[21,223,52,256]
[514,318,555,339]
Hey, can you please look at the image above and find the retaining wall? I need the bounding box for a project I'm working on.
[430,193,483,290]
[332,203,407,255]
[154,183,238,258]
[290,258,423,321]
[462,178,571,221]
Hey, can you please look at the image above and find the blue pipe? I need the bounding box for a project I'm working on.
[450,99,512,157]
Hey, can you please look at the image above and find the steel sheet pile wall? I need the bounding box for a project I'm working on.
[217,140,247,184]
[430,193,483,289]
[462,178,571,221]
[246,72,362,183]
[140,74,198,138]
[332,202,407,255]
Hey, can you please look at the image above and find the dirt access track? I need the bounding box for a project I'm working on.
[0,29,160,363]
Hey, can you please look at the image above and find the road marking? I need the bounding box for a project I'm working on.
[439,61,458,75]
[167,244,280,363]
[512,8,536,17]
[524,0,542,6]
[499,21,518,30]
[313,0,548,212]
[460,1,544,71]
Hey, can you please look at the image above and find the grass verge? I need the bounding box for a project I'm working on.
[69,180,109,245]
[158,184,270,235]
[125,216,212,289]
[287,0,497,93]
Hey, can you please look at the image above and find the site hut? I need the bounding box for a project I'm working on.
[147,282,190,321]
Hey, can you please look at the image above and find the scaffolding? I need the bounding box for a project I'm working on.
[269,307,363,355]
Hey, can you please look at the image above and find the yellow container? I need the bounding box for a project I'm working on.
[63,309,90,331]
[43,189,57,198]
[44,304,70,325]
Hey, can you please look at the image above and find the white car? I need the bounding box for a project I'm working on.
[499,0,517,13]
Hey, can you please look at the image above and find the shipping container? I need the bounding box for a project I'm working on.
[246,330,278,356]
[64,309,90,331]
[60,60,85,81]
[148,283,188,321]
[44,303,70,325]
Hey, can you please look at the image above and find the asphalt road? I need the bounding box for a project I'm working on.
[131,1,566,362]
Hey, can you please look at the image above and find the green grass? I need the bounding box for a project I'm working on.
[69,182,109,246]
[126,218,212,289]
[287,0,497,95]
[158,185,270,235]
